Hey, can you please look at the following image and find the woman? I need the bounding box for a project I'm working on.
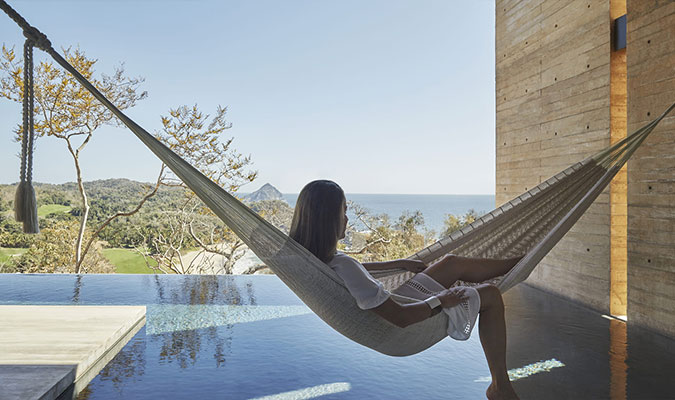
[289,180,520,400]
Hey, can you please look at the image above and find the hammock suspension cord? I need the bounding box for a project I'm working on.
[13,36,39,233]
[1,0,52,233]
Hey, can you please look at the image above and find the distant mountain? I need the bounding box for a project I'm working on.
[245,183,284,202]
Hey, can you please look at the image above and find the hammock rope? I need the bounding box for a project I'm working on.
[2,1,674,356]
[14,36,39,233]
[2,0,46,233]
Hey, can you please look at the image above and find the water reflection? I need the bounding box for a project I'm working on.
[3,275,674,399]
[77,331,147,400]
[626,324,675,399]
[149,275,252,369]
[246,280,257,306]
[146,305,312,335]
[154,325,229,369]
[151,274,253,306]
[72,274,83,304]
[503,287,613,399]
[0,274,300,306]
[609,319,627,400]
[75,275,267,399]
[101,335,147,389]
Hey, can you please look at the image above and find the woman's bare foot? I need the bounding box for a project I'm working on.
[486,382,519,400]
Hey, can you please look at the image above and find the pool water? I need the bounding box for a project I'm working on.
[1,274,674,399]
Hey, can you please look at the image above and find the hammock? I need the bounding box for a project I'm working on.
[3,1,674,356]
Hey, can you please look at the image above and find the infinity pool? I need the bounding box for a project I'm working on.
[1,274,673,399]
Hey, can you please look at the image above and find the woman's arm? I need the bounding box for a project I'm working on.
[363,259,426,273]
[371,287,467,328]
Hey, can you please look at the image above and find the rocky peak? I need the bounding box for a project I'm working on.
[246,183,283,202]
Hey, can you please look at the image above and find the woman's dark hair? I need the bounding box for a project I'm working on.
[289,180,345,263]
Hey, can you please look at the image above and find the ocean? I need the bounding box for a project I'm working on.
[282,193,495,235]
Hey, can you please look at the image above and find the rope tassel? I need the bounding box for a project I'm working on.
[14,38,39,233]
[14,181,38,233]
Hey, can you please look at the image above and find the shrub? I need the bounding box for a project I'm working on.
[12,220,114,273]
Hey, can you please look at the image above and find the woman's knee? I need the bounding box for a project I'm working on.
[422,254,462,287]
[441,254,465,275]
[477,284,503,311]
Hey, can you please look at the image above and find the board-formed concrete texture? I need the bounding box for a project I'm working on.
[496,0,614,311]
[0,305,146,400]
[496,1,675,339]
[626,1,675,338]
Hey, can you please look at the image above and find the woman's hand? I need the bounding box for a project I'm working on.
[437,287,467,308]
[398,259,427,273]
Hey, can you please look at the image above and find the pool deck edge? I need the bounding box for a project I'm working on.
[0,305,146,400]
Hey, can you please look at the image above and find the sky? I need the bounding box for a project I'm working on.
[0,0,496,194]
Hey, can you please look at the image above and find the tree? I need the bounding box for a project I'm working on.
[342,202,434,263]
[142,203,248,275]
[441,209,479,238]
[1,46,147,273]
[10,219,114,274]
[2,45,258,275]
[248,199,294,234]
[136,104,258,274]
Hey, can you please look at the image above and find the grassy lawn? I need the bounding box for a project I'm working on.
[102,248,159,274]
[37,204,72,217]
[1,247,161,274]
[0,247,27,263]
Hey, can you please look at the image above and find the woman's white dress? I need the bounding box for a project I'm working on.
[328,252,480,340]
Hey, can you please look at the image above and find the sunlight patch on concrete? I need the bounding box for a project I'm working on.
[249,382,352,400]
[474,358,565,382]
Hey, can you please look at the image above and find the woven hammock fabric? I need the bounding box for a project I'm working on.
[2,1,674,356]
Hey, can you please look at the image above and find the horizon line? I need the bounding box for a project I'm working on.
[0,180,496,197]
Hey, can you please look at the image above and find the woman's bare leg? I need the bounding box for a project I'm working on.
[417,256,521,398]
[477,284,519,400]
[422,254,522,289]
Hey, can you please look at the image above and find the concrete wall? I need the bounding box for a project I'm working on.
[495,0,613,311]
[626,2,675,338]
[496,0,675,337]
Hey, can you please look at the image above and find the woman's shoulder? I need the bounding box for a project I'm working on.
[328,252,361,267]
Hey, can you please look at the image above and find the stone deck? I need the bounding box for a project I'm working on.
[0,305,146,400]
